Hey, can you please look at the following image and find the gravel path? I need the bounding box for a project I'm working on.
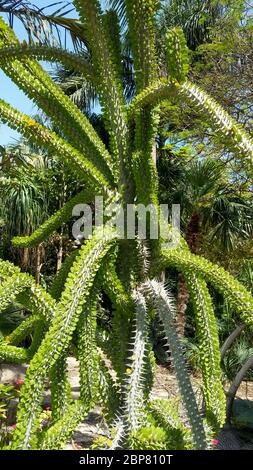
[1,357,253,450]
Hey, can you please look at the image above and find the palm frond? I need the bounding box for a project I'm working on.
[0,1,87,50]
[52,64,97,113]
[107,0,127,28]
[159,0,224,50]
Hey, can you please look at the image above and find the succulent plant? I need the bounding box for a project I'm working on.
[0,0,252,450]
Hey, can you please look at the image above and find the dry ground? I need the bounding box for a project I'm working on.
[1,358,253,449]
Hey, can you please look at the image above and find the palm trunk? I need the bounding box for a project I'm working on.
[56,233,63,274]
[226,355,253,423]
[185,213,200,253]
[176,273,189,335]
[35,244,42,284]
[176,213,200,335]
[56,181,65,274]
[21,247,29,270]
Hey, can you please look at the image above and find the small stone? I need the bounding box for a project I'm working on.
[0,364,27,384]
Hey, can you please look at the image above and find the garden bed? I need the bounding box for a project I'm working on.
[2,358,253,450]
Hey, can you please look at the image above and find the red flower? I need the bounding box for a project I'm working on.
[15,379,24,386]
[213,439,219,446]
[42,404,51,411]
[11,424,16,429]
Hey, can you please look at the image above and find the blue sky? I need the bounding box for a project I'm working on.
[0,0,106,146]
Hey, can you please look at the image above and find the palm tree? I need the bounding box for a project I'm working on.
[0,139,83,281]
[52,63,97,113]
[0,1,87,49]
[0,143,48,279]
[172,159,252,250]
[158,0,224,50]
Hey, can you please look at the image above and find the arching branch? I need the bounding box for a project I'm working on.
[144,280,207,449]
[220,325,245,361]
[162,247,253,325]
[128,79,253,175]
[226,355,253,423]
[0,18,116,184]
[0,44,94,78]
[11,227,117,449]
[12,188,94,248]
[0,99,111,189]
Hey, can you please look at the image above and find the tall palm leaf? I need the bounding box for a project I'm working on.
[159,0,224,50]
[52,63,97,113]
[0,146,47,238]
[0,0,87,49]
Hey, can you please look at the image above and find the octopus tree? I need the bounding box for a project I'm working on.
[0,0,252,450]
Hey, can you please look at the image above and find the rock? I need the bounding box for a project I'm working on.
[7,398,19,425]
[67,356,80,391]
[237,429,253,449]
[217,423,243,450]
[1,357,81,426]
[0,364,27,384]
[216,400,253,450]
[232,399,253,430]
[64,409,106,450]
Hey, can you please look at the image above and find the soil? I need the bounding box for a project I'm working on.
[153,364,253,401]
[66,361,253,450]
[1,358,253,449]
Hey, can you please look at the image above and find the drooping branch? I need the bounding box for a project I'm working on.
[179,81,253,173]
[0,344,30,363]
[11,227,117,449]
[17,284,57,322]
[99,251,133,380]
[12,188,94,248]
[38,400,90,450]
[6,315,40,346]
[111,289,149,449]
[0,272,36,313]
[50,356,72,424]
[162,246,253,325]
[185,272,226,429]
[0,18,116,185]
[0,44,94,78]
[97,355,121,425]
[0,269,57,323]
[77,287,100,406]
[128,79,178,119]
[128,78,253,175]
[145,280,207,450]
[49,250,80,301]
[49,262,76,427]
[0,257,22,281]
[0,99,111,189]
